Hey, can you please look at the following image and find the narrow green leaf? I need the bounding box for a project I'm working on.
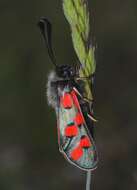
[62,0,96,100]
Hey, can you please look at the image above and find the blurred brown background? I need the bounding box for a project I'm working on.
[0,0,137,189]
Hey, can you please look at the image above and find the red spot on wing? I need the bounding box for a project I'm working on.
[71,146,83,161]
[61,93,73,109]
[74,113,84,126]
[71,90,85,125]
[65,125,78,137]
[71,90,80,110]
[80,136,91,148]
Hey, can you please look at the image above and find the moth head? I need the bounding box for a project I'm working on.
[56,65,76,79]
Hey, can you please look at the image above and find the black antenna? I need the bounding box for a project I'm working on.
[38,17,57,67]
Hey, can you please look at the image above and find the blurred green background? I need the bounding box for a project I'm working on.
[0,0,137,189]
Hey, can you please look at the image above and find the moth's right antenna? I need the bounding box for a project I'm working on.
[38,17,57,67]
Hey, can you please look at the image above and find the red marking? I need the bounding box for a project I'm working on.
[71,146,83,161]
[74,113,84,126]
[65,125,78,137]
[71,90,85,125]
[80,136,91,148]
[71,90,80,109]
[60,93,73,109]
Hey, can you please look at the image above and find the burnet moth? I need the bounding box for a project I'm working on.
[38,17,98,171]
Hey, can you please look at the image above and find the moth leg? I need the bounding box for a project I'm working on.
[73,87,83,98]
[73,87,97,123]
[87,113,98,122]
[73,87,89,101]
[73,87,92,109]
[75,76,91,81]
[87,101,98,122]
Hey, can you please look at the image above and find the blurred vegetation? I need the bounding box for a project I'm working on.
[0,0,137,190]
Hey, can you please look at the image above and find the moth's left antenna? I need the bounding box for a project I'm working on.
[38,17,57,67]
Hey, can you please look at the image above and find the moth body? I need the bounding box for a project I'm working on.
[38,18,98,171]
[46,65,98,171]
